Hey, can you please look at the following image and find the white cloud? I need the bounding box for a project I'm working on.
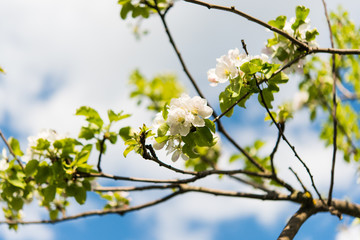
[0,0,359,239]
[336,224,360,240]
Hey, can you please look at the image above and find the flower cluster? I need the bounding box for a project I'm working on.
[264,17,318,73]
[165,93,213,136]
[152,93,213,162]
[22,129,68,163]
[207,48,269,86]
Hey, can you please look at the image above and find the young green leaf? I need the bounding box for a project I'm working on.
[8,137,24,157]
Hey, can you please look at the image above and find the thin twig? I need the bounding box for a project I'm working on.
[227,175,274,193]
[144,144,197,175]
[321,0,337,207]
[93,184,178,192]
[78,172,186,184]
[0,130,25,171]
[97,137,106,172]
[269,122,284,175]
[255,76,325,204]
[289,167,309,193]
[183,0,360,56]
[184,0,308,49]
[146,0,267,173]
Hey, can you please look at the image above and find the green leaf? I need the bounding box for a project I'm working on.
[204,119,216,133]
[119,126,133,141]
[258,88,274,109]
[240,61,262,75]
[118,0,130,4]
[162,104,169,120]
[157,123,169,137]
[108,110,131,123]
[75,144,92,165]
[268,72,289,84]
[219,90,234,117]
[305,29,319,42]
[108,132,118,144]
[275,47,289,62]
[155,135,169,143]
[78,126,95,140]
[75,106,103,128]
[268,16,287,29]
[292,6,310,31]
[8,137,24,157]
[194,127,214,147]
[296,5,310,21]
[11,198,24,211]
[123,145,135,157]
[35,138,51,150]
[229,154,241,163]
[7,178,26,189]
[25,159,39,177]
[43,185,56,202]
[49,210,59,220]
[120,1,134,20]
[65,184,77,197]
[35,164,50,184]
[75,187,87,205]
[182,144,199,159]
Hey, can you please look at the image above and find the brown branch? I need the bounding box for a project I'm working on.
[93,184,177,192]
[183,0,360,56]
[0,191,182,225]
[321,0,337,207]
[310,48,360,55]
[78,172,187,184]
[277,198,359,239]
[0,130,25,171]
[332,199,360,218]
[278,206,319,240]
[79,166,273,186]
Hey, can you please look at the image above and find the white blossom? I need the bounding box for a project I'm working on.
[22,129,68,162]
[151,94,213,162]
[166,94,213,136]
[263,17,318,73]
[208,48,271,86]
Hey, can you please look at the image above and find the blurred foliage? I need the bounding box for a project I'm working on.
[129,70,184,112]
[300,7,360,162]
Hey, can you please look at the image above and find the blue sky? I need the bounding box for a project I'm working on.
[0,0,360,239]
